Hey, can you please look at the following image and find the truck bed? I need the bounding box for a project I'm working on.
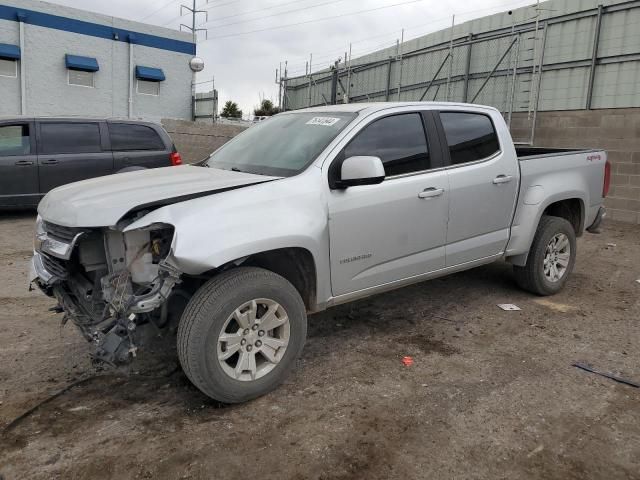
[506,146,607,260]
[516,147,601,160]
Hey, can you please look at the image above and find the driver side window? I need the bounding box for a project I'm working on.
[343,113,430,177]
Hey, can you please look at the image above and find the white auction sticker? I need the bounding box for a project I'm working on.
[306,117,341,126]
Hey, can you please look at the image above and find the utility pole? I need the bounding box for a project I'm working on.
[345,43,352,104]
[212,75,216,123]
[276,63,282,109]
[445,15,455,101]
[330,59,340,105]
[180,0,208,121]
[397,28,404,101]
[308,53,313,107]
[283,61,289,111]
[180,0,208,44]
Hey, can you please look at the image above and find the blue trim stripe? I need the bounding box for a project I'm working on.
[65,54,99,72]
[0,5,195,55]
[0,42,20,59]
[136,65,165,81]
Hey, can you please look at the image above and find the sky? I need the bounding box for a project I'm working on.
[46,0,536,117]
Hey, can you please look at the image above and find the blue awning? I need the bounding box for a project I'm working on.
[0,43,20,60]
[135,66,165,82]
[65,54,99,72]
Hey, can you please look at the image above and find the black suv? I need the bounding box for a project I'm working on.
[0,118,182,208]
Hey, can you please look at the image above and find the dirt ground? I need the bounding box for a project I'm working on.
[0,212,638,480]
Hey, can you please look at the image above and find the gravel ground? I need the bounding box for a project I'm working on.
[0,212,639,480]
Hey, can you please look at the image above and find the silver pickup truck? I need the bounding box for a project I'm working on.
[30,102,610,403]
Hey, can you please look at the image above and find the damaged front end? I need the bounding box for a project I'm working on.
[30,215,182,365]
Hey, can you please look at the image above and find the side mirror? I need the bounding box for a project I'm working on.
[337,156,385,188]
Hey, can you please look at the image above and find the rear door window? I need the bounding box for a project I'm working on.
[439,112,500,165]
[0,124,30,156]
[39,123,102,155]
[108,124,165,151]
[343,113,430,177]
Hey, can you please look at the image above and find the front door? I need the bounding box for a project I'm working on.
[36,121,114,193]
[438,111,519,266]
[0,122,39,207]
[327,112,449,297]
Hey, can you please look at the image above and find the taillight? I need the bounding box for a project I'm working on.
[170,151,182,166]
[603,160,611,198]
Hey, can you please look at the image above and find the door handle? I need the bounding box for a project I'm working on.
[41,159,59,165]
[14,160,34,166]
[493,175,513,184]
[418,187,444,199]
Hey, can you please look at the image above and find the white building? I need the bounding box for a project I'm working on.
[0,0,196,121]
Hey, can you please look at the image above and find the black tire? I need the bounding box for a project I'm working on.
[177,267,307,403]
[513,215,577,296]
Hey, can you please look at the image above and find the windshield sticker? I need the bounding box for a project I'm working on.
[306,117,341,126]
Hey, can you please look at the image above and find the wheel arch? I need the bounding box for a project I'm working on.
[184,247,319,312]
[506,194,585,267]
[542,198,585,237]
[238,247,318,311]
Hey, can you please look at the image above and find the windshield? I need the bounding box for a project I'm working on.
[205,112,356,177]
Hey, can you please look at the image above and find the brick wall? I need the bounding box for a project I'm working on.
[161,119,247,164]
[511,109,640,224]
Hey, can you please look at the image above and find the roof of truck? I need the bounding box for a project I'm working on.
[293,102,499,114]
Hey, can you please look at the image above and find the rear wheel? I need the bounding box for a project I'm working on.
[513,215,576,296]
[177,267,307,403]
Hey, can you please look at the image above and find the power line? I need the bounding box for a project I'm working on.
[140,0,180,22]
[205,0,431,40]
[200,0,316,25]
[201,0,245,11]
[283,0,534,76]
[202,0,350,29]
[162,0,235,26]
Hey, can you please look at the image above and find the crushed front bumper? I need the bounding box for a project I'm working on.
[29,251,64,296]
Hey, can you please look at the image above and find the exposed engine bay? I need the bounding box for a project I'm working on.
[31,214,185,366]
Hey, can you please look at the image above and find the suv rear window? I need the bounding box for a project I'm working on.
[39,123,102,155]
[0,124,30,156]
[440,112,500,165]
[108,124,165,151]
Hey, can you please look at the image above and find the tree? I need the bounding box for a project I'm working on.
[253,99,280,117]
[221,101,242,119]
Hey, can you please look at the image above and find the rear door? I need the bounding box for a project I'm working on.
[437,110,519,266]
[108,122,170,170]
[36,121,114,193]
[0,121,39,207]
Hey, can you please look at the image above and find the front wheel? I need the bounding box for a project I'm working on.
[177,267,307,403]
[513,215,577,296]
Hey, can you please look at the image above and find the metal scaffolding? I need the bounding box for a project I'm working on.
[278,0,640,145]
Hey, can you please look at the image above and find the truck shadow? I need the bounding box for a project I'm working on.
[308,260,520,340]
[0,261,522,447]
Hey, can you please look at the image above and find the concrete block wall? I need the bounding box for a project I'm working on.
[511,109,640,224]
[162,119,247,164]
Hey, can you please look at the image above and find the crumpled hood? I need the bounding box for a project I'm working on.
[38,165,278,227]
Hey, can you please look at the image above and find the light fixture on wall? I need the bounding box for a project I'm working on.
[189,57,204,72]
